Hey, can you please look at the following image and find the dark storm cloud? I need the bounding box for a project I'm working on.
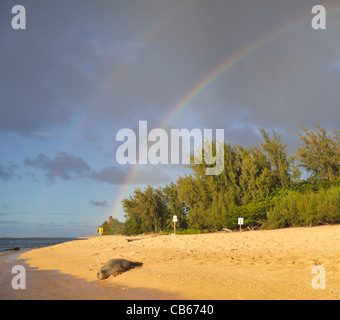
[0,0,338,148]
[0,0,103,135]
[0,0,192,134]
[200,29,340,131]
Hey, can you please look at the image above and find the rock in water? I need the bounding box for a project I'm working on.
[5,247,20,251]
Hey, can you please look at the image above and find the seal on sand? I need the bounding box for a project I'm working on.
[97,259,143,280]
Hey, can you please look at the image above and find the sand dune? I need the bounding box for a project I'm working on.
[20,225,340,299]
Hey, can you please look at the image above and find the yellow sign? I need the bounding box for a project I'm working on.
[98,227,103,235]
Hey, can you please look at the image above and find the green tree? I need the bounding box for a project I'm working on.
[296,124,339,181]
[100,220,110,235]
[176,175,211,229]
[162,182,188,229]
[122,191,143,234]
[122,185,168,234]
[108,217,124,235]
[259,128,294,189]
[100,125,340,234]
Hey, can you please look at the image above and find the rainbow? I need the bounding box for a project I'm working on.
[107,5,340,219]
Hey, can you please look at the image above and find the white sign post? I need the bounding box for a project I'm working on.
[173,215,178,235]
[238,217,243,232]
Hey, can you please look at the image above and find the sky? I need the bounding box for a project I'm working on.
[0,0,339,237]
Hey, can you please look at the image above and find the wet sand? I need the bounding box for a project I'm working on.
[18,225,340,299]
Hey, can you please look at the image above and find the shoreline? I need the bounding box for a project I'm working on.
[19,225,340,299]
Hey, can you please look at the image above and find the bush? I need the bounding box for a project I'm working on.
[225,189,288,229]
[123,219,143,235]
[175,228,202,235]
[289,179,340,193]
[263,186,340,229]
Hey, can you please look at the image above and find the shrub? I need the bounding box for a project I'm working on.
[264,186,340,229]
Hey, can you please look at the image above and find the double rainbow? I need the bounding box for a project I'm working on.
[109,5,340,220]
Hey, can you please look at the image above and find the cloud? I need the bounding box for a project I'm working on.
[0,2,98,135]
[330,58,340,77]
[90,166,126,184]
[23,151,171,185]
[24,152,91,185]
[32,131,53,139]
[89,199,108,207]
[91,164,171,185]
[132,165,172,185]
[1,0,339,147]
[0,162,19,181]
[0,1,182,135]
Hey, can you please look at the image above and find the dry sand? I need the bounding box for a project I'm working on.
[20,225,340,299]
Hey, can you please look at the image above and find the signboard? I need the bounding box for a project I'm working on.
[238,217,243,232]
[98,227,103,235]
[173,216,178,235]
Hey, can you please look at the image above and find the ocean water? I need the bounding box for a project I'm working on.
[0,237,79,254]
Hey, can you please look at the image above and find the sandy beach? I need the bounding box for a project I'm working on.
[19,225,340,299]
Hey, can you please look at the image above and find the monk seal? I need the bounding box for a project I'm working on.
[97,259,143,280]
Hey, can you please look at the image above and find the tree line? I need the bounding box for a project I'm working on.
[100,124,340,235]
